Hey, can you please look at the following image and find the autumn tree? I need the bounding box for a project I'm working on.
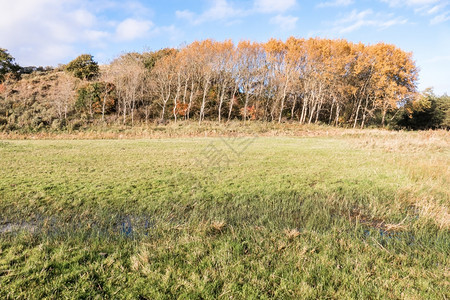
[97,66,117,122]
[109,53,147,125]
[236,41,265,122]
[371,43,418,127]
[50,72,75,121]
[195,40,216,124]
[265,38,300,123]
[211,40,234,122]
[151,52,177,122]
[6,38,419,128]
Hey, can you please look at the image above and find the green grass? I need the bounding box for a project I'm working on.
[0,133,449,299]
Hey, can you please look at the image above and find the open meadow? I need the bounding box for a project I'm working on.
[0,128,449,299]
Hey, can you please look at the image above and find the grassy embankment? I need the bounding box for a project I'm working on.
[0,127,448,298]
[0,121,411,139]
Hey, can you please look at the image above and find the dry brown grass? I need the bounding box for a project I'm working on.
[130,245,151,274]
[384,219,408,232]
[284,228,301,239]
[0,122,396,140]
[2,122,448,142]
[345,129,449,230]
[351,129,449,153]
[210,220,227,232]
[407,194,450,230]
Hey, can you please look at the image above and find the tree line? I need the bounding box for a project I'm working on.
[1,39,448,130]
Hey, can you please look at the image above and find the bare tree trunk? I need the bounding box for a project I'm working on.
[308,104,315,124]
[182,76,189,104]
[335,104,340,126]
[310,85,322,124]
[361,95,370,129]
[263,88,272,121]
[186,81,196,120]
[173,72,182,123]
[314,98,323,124]
[278,97,285,123]
[199,77,210,124]
[228,83,238,122]
[243,87,250,123]
[161,85,171,122]
[270,97,278,122]
[291,95,297,121]
[145,106,149,125]
[161,105,165,121]
[161,99,167,121]
[131,97,135,126]
[122,99,127,125]
[328,98,335,125]
[218,83,226,123]
[308,94,317,124]
[354,66,372,128]
[278,77,289,123]
[353,97,362,128]
[300,96,308,124]
[381,108,387,128]
[102,98,106,122]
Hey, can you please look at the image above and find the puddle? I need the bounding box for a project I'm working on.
[0,215,156,237]
[0,222,38,234]
[120,216,155,237]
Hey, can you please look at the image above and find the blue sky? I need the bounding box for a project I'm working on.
[1,0,449,94]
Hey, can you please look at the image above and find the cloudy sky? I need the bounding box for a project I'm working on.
[1,0,449,94]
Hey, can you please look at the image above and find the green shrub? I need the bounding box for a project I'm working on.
[398,89,450,129]
[51,119,66,130]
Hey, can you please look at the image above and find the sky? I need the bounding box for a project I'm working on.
[0,0,449,94]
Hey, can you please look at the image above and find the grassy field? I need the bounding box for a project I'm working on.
[0,130,449,299]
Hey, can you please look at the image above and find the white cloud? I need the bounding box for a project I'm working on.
[398,0,450,24]
[382,0,441,6]
[270,14,298,30]
[333,9,408,33]
[115,18,153,41]
[413,1,448,14]
[175,10,196,22]
[430,11,450,23]
[426,3,448,14]
[85,30,111,42]
[176,0,299,27]
[0,0,172,66]
[176,0,245,25]
[0,0,99,65]
[254,0,297,13]
[203,0,243,20]
[382,0,448,19]
[317,0,354,8]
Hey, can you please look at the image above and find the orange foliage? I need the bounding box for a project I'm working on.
[240,105,257,120]
[175,101,189,116]
[101,37,419,126]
